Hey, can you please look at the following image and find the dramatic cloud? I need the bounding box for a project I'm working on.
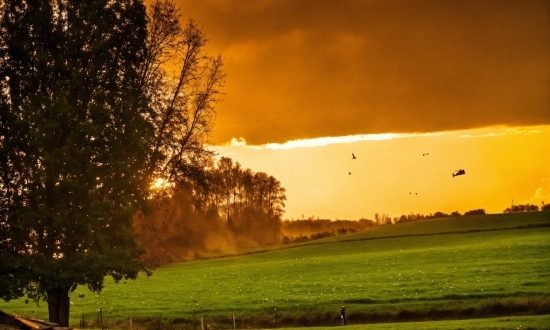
[460,127,544,138]
[524,183,550,205]
[228,132,445,150]
[171,0,550,145]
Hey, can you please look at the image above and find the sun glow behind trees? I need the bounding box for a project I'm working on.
[135,156,287,266]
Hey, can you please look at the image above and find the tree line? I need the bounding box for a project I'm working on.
[504,202,549,213]
[369,208,487,226]
[134,156,287,267]
[281,218,375,244]
[280,209,489,243]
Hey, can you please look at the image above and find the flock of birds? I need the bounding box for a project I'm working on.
[347,152,466,194]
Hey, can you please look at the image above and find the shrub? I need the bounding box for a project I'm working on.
[464,208,486,216]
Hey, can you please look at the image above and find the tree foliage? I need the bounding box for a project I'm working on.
[140,0,224,195]
[0,0,223,326]
[281,218,375,244]
[464,208,486,216]
[135,157,286,266]
[503,203,539,213]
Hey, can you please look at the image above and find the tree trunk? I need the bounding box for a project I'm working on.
[48,286,70,327]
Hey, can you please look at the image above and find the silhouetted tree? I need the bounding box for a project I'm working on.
[464,209,486,216]
[140,1,224,196]
[504,203,539,213]
[431,211,449,218]
[0,0,224,326]
[0,0,151,325]
[375,213,391,226]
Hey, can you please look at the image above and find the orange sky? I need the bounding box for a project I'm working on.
[172,0,550,145]
[216,127,550,220]
[168,0,549,219]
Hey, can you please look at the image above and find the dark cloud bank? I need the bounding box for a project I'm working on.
[173,0,549,144]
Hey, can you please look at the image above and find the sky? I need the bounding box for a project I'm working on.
[171,0,550,220]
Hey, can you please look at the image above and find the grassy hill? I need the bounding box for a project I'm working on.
[1,211,549,329]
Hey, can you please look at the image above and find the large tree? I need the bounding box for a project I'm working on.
[0,0,223,326]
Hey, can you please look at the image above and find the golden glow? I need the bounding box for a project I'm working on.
[161,0,549,220]
[229,132,446,150]
[215,126,550,220]
[151,178,169,190]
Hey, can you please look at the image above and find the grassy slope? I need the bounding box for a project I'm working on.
[1,211,549,329]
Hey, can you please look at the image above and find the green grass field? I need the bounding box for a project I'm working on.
[1,211,549,329]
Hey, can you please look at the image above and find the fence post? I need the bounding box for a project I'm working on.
[201,317,204,330]
[130,314,132,330]
[99,308,104,330]
[232,314,235,330]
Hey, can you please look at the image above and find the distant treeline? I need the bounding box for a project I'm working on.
[504,203,549,213]
[372,208,487,226]
[134,157,286,267]
[281,218,376,243]
[280,209,489,244]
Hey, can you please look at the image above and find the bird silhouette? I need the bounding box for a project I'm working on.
[352,153,356,159]
[453,169,466,177]
[348,172,351,175]
[423,153,429,156]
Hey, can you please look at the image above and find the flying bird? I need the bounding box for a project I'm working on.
[352,153,356,159]
[453,169,466,177]
[349,172,351,175]
[423,153,429,156]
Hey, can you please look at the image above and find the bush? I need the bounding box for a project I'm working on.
[504,204,539,213]
[464,208,486,216]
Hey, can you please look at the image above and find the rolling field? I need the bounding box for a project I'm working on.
[1,212,549,329]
